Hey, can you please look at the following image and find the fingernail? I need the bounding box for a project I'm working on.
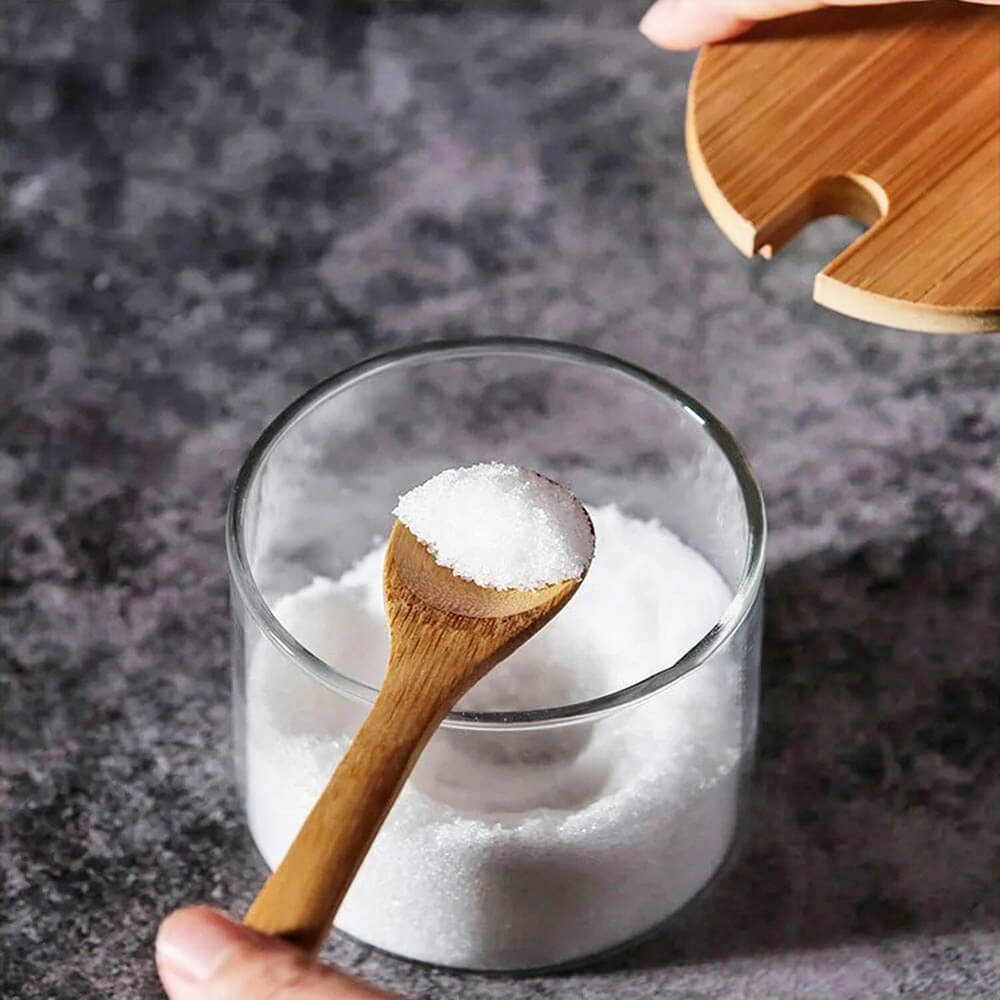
[640,0,737,50]
[156,907,242,982]
[638,0,673,41]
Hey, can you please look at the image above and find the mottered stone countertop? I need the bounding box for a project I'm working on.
[4,1,999,997]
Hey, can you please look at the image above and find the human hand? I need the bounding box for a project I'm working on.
[156,907,399,1000]
[639,0,1000,50]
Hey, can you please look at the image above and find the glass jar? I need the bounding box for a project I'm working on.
[227,339,765,971]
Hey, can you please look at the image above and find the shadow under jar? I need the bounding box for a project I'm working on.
[227,339,766,972]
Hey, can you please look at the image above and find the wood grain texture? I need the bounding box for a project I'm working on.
[243,521,587,953]
[686,2,1000,333]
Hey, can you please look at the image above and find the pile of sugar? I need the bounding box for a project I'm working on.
[246,504,743,970]
[394,463,594,590]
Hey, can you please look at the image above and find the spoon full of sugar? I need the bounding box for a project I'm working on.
[243,463,594,952]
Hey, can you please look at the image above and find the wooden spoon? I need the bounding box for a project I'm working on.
[243,514,593,953]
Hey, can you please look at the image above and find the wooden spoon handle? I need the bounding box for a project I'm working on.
[243,680,444,953]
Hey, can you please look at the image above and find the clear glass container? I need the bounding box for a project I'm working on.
[227,339,765,972]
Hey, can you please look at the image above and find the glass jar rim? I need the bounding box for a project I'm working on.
[226,338,766,731]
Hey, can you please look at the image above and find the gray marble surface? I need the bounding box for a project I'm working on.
[4,1,1000,997]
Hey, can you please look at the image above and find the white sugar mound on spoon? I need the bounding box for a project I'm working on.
[393,463,594,591]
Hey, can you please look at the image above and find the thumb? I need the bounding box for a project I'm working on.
[639,0,824,51]
[155,906,398,1000]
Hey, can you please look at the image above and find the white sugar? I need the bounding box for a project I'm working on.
[393,463,594,590]
[245,504,743,970]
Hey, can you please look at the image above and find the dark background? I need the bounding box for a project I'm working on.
[3,1,999,997]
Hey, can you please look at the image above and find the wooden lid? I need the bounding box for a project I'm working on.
[686,2,1000,333]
